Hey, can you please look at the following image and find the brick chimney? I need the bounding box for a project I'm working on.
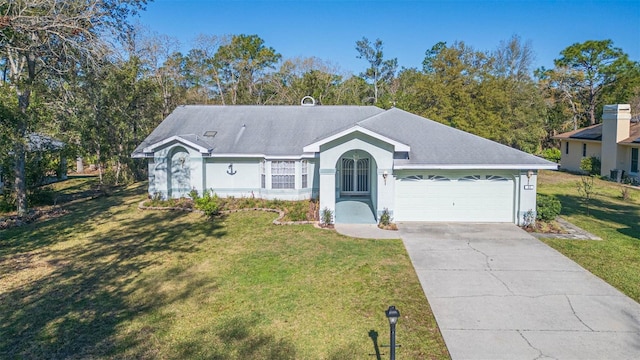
[600,104,631,177]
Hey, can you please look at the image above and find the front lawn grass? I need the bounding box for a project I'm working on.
[538,171,640,302]
[0,179,449,359]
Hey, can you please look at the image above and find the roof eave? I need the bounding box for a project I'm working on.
[394,164,559,170]
[142,135,212,154]
[303,125,410,153]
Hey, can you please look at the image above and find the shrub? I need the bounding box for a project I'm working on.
[379,208,392,227]
[576,176,597,215]
[522,209,535,228]
[286,202,308,221]
[580,156,601,176]
[536,194,561,221]
[320,207,333,226]
[540,148,561,163]
[194,190,219,217]
[188,188,199,200]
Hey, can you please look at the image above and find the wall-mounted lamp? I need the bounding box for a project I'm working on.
[383,170,389,185]
[526,170,534,179]
[526,170,534,185]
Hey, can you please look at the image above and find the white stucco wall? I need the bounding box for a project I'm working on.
[620,145,640,176]
[317,132,395,220]
[148,139,319,200]
[517,171,537,226]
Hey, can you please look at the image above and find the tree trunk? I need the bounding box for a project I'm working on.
[13,142,27,216]
[14,87,31,217]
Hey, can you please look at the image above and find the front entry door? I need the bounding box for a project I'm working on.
[341,157,369,195]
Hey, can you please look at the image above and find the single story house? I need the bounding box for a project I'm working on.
[554,104,639,179]
[132,101,557,225]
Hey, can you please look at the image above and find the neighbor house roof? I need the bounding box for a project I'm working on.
[553,121,640,144]
[133,105,557,169]
[26,133,65,151]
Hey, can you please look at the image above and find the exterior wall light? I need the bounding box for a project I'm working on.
[383,170,389,185]
[385,305,400,360]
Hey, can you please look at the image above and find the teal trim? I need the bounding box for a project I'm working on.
[319,168,336,174]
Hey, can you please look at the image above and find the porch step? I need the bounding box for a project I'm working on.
[335,199,376,224]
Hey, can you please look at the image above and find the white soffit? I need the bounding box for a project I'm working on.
[142,135,211,154]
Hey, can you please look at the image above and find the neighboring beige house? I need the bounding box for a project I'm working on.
[554,104,640,180]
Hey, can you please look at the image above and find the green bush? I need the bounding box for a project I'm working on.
[194,190,219,217]
[580,156,601,175]
[536,194,561,221]
[320,207,333,226]
[379,208,392,226]
[540,148,561,163]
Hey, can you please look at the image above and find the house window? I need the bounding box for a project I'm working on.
[565,142,569,155]
[271,161,295,189]
[632,148,639,173]
[582,143,587,157]
[301,160,308,188]
[260,160,266,189]
[341,157,369,193]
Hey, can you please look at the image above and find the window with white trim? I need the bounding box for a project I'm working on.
[486,175,509,182]
[260,160,266,188]
[400,175,423,181]
[459,175,481,181]
[301,160,308,188]
[271,161,295,189]
[427,175,450,181]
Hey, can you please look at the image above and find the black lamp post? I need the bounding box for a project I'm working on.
[385,305,400,360]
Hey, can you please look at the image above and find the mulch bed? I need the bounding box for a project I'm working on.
[0,207,70,230]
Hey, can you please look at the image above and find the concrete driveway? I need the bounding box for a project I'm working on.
[399,222,640,360]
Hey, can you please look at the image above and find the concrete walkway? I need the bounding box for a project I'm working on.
[399,222,640,360]
[334,223,399,239]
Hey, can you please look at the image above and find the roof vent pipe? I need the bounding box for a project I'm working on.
[301,96,316,106]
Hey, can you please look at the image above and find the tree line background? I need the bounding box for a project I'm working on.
[1,1,639,215]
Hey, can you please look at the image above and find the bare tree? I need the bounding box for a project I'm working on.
[136,28,182,117]
[0,0,146,215]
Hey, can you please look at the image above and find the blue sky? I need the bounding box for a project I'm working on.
[136,0,640,75]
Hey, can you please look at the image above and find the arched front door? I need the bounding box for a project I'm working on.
[341,156,369,196]
[168,147,191,198]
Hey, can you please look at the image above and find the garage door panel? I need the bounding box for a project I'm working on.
[395,175,514,222]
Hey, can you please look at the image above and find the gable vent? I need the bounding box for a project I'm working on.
[301,96,316,106]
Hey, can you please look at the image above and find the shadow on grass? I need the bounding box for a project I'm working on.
[170,315,297,359]
[368,329,382,360]
[555,194,640,242]
[0,183,244,358]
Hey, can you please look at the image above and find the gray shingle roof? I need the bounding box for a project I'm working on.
[358,108,555,168]
[133,105,384,156]
[133,105,556,169]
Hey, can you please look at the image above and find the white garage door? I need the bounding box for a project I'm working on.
[395,174,515,222]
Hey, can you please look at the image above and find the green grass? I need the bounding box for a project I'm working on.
[0,179,449,359]
[538,171,640,302]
